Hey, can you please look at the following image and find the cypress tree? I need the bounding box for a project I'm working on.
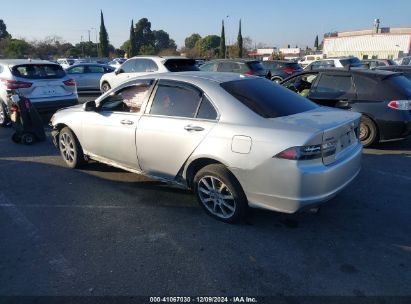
[219,20,226,59]
[314,35,319,49]
[128,19,137,57]
[237,19,243,58]
[99,10,109,57]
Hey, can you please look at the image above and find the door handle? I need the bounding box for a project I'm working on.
[120,119,134,125]
[184,125,204,132]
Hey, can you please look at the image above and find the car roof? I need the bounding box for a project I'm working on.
[128,55,190,60]
[377,65,411,70]
[69,63,111,67]
[206,59,260,63]
[293,68,401,79]
[0,59,57,66]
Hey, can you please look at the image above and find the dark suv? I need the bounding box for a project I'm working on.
[199,59,269,78]
[281,69,411,147]
[261,60,302,83]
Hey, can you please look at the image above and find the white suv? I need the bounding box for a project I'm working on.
[304,57,363,70]
[100,56,198,92]
[0,59,78,126]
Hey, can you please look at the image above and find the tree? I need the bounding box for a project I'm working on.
[0,38,32,58]
[185,33,201,49]
[196,35,220,58]
[153,30,176,53]
[314,35,319,49]
[0,19,11,40]
[128,19,137,57]
[237,19,243,58]
[135,18,154,54]
[219,20,226,59]
[99,10,109,57]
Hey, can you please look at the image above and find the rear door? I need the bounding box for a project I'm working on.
[66,65,87,89]
[85,65,106,90]
[308,73,356,108]
[136,80,218,179]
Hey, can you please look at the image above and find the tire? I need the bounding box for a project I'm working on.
[271,77,283,84]
[193,164,247,223]
[101,82,111,93]
[21,133,34,145]
[11,133,21,143]
[359,116,378,147]
[58,127,85,169]
[0,102,10,127]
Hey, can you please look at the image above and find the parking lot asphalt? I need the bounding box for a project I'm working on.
[0,121,410,298]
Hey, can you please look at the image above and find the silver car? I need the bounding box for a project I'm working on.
[0,59,78,126]
[65,63,115,91]
[50,72,362,223]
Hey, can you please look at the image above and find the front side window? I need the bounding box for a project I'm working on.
[67,66,84,74]
[200,62,218,72]
[150,82,202,118]
[100,81,153,113]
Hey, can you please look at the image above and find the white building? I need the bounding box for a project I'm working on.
[323,22,411,60]
[278,48,303,60]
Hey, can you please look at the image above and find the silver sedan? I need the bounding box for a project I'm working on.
[50,72,362,223]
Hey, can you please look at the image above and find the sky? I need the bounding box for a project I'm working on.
[2,0,411,49]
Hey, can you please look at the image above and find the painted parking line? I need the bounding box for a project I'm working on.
[368,169,411,182]
[0,192,76,277]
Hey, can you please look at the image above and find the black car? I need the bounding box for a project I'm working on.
[261,60,302,83]
[376,65,411,81]
[281,69,411,147]
[199,59,269,78]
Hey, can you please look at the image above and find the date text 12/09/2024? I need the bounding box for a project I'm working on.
[149,296,258,303]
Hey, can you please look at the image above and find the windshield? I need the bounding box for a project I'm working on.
[221,78,318,118]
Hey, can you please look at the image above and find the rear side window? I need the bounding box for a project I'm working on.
[12,64,65,79]
[354,74,411,100]
[88,66,105,73]
[221,78,318,118]
[196,96,217,120]
[164,59,199,72]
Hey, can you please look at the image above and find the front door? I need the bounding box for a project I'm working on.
[82,82,154,170]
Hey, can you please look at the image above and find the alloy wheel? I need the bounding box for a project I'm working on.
[60,132,75,164]
[197,175,236,219]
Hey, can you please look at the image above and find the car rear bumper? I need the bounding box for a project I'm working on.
[233,142,362,214]
[377,113,411,141]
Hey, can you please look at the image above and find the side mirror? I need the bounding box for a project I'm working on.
[115,68,124,75]
[83,100,97,111]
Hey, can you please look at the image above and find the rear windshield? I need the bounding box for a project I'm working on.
[221,78,318,118]
[247,61,265,71]
[12,64,66,79]
[354,74,411,100]
[340,58,362,67]
[164,59,199,72]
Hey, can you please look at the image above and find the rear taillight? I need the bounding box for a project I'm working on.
[274,142,336,161]
[244,71,254,75]
[63,79,76,86]
[388,100,411,110]
[282,68,294,74]
[1,79,32,89]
